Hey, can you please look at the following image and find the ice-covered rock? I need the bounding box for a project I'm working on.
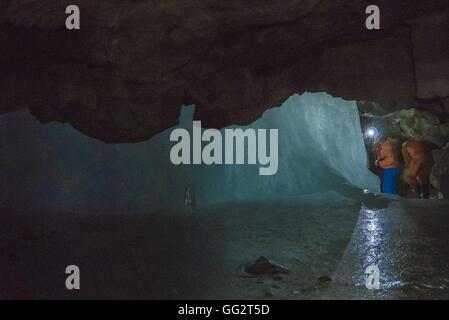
[194,93,379,203]
[0,92,379,210]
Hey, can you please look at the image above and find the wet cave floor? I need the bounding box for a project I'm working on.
[1,190,449,299]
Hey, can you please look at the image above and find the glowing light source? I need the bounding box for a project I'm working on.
[364,127,379,140]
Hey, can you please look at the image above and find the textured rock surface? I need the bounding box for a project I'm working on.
[431,143,449,199]
[1,1,448,142]
[410,11,449,99]
[361,108,449,147]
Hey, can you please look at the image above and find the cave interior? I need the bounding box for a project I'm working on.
[0,1,449,299]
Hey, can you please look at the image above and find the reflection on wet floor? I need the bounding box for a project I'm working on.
[334,197,449,299]
[0,191,448,299]
[357,205,406,290]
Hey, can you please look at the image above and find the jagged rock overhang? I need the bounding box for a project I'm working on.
[0,1,448,142]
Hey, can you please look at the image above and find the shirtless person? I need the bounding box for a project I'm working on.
[402,140,434,199]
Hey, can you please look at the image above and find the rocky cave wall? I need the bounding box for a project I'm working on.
[1,1,448,143]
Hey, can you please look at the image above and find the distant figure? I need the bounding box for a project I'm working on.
[402,140,434,199]
[375,137,401,195]
[184,184,196,208]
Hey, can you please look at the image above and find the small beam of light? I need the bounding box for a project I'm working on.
[357,205,406,290]
[359,205,382,259]
[365,127,378,139]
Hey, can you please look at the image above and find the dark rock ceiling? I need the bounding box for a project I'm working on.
[1,1,448,142]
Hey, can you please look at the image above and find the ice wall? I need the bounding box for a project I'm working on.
[193,93,380,203]
[0,92,379,211]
